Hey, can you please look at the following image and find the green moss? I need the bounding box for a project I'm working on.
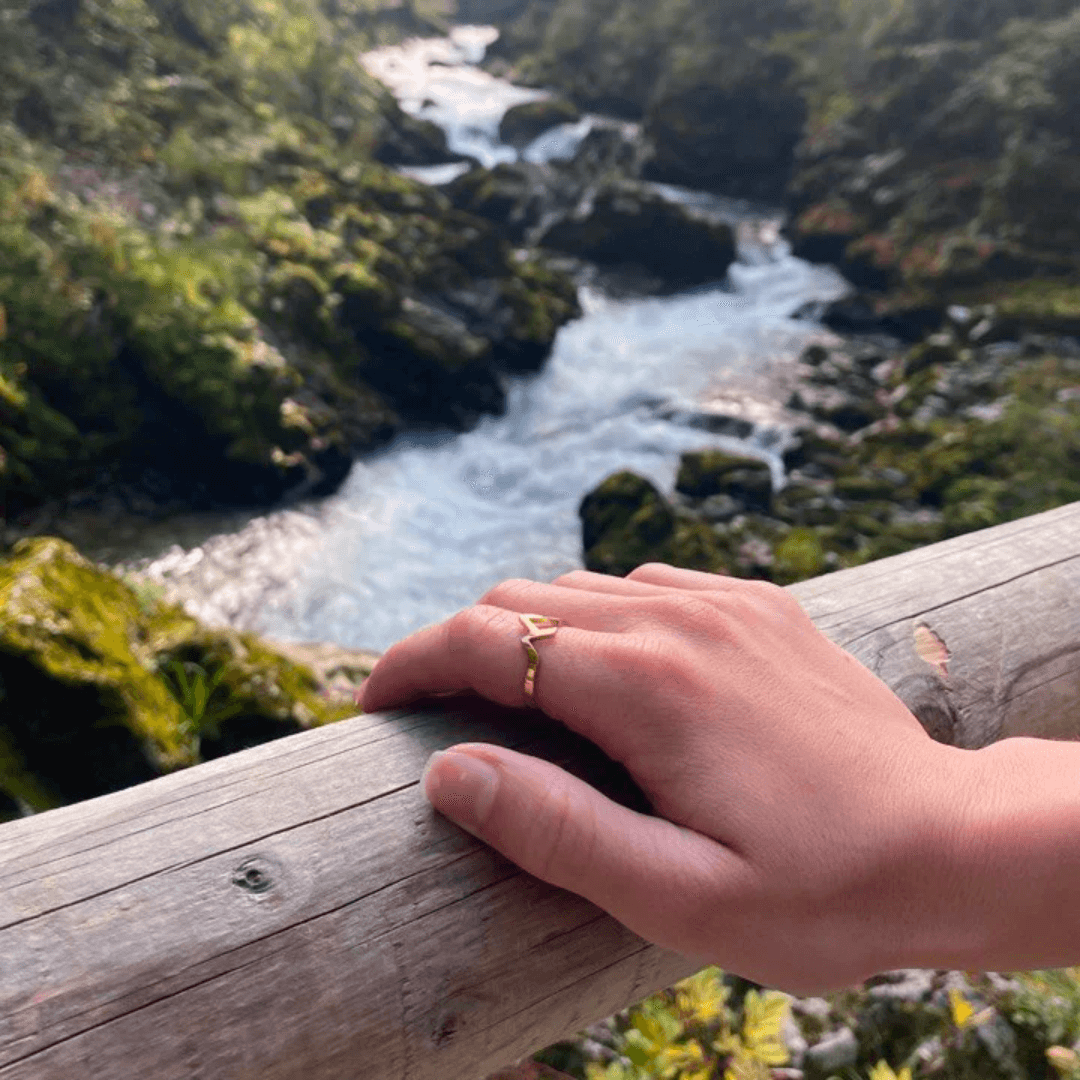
[0,537,352,810]
[0,0,580,517]
[582,351,1080,587]
[969,279,1080,337]
[676,451,773,513]
[773,527,828,585]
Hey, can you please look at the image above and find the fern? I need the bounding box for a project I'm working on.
[163,659,246,741]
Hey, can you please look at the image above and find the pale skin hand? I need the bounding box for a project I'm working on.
[358,564,981,997]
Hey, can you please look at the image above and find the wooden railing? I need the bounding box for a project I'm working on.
[2,501,1079,1079]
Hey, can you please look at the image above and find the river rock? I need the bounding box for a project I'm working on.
[559,125,653,186]
[643,73,807,201]
[579,471,727,577]
[499,98,581,148]
[0,537,350,817]
[803,1026,858,1079]
[445,161,554,240]
[538,181,736,287]
[374,97,463,166]
[675,450,773,512]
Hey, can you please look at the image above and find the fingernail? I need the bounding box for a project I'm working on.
[421,750,499,836]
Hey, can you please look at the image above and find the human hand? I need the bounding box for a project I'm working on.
[357,564,978,996]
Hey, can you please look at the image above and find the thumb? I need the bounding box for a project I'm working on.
[421,744,743,958]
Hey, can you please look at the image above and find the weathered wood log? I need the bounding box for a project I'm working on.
[2,501,1079,1080]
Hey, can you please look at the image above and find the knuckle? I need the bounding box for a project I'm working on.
[626,562,673,583]
[732,578,810,622]
[651,592,730,637]
[551,569,593,588]
[618,632,698,691]
[445,604,505,654]
[535,778,596,885]
[476,578,534,609]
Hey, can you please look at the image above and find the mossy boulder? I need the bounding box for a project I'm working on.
[675,451,773,512]
[0,537,352,819]
[374,97,461,167]
[499,98,581,148]
[538,182,736,287]
[579,471,729,578]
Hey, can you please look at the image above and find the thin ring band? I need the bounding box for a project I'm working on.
[519,613,561,701]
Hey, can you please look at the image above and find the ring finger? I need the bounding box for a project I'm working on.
[358,587,665,753]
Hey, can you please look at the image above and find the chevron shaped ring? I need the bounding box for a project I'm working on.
[519,613,562,702]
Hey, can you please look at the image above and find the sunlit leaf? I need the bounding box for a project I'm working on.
[739,990,790,1066]
[949,987,975,1028]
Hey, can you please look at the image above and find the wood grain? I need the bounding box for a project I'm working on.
[2,501,1079,1079]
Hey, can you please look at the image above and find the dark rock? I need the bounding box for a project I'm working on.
[579,470,730,577]
[445,161,552,240]
[808,295,886,336]
[373,99,462,167]
[676,450,773,512]
[654,406,755,439]
[538,182,736,287]
[499,97,581,148]
[0,788,20,823]
[643,71,806,201]
[560,125,653,185]
[782,428,848,475]
[580,471,676,576]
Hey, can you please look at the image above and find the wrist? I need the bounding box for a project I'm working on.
[896,737,1080,976]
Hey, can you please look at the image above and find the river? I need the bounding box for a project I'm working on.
[111,25,851,655]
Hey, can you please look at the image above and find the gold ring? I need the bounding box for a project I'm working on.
[519,613,561,701]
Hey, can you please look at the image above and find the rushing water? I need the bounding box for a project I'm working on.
[117,26,851,655]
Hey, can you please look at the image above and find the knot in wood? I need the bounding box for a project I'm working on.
[232,857,275,895]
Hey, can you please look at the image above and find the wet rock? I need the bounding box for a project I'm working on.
[580,471,728,578]
[643,75,806,201]
[445,161,553,240]
[499,98,581,148]
[560,124,653,185]
[655,406,755,439]
[676,451,773,512]
[538,182,736,287]
[788,381,885,434]
[374,98,462,167]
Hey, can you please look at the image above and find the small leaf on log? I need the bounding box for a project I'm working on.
[914,623,950,679]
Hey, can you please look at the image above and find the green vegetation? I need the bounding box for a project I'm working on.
[486,0,1080,300]
[0,0,578,516]
[534,964,1080,1080]
[0,536,353,819]
[580,339,1080,585]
